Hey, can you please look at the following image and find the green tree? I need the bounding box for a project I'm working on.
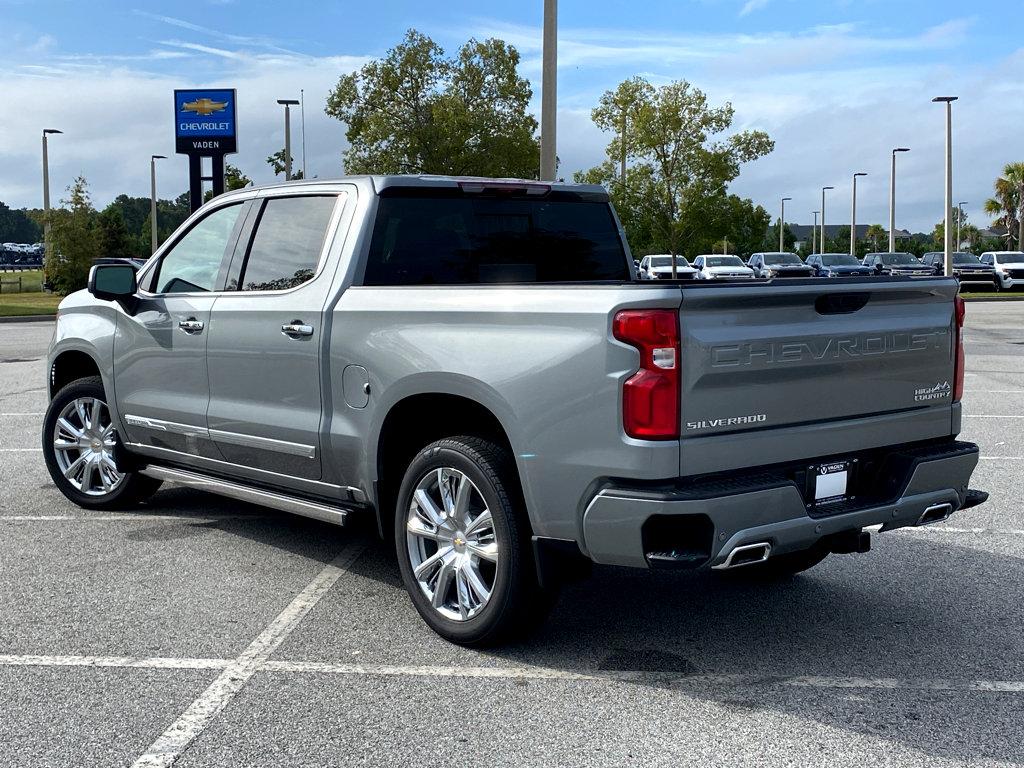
[326,29,540,177]
[95,207,133,259]
[766,220,796,252]
[983,162,1024,249]
[48,176,99,294]
[0,202,43,243]
[579,77,773,257]
[865,224,886,251]
[225,164,252,190]
[266,150,303,179]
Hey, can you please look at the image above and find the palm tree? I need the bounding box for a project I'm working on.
[865,224,886,250]
[984,162,1024,249]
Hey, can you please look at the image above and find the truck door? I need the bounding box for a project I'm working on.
[205,192,347,484]
[114,200,249,458]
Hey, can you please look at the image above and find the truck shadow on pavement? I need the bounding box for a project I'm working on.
[140,488,1024,765]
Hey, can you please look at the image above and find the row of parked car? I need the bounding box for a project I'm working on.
[636,250,1024,290]
[0,242,44,270]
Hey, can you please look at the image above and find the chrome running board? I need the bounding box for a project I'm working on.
[140,465,351,526]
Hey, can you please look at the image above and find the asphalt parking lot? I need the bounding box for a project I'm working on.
[1,303,1023,767]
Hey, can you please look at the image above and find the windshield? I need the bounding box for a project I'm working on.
[705,256,744,267]
[820,254,860,266]
[764,253,802,265]
[996,253,1024,264]
[649,256,690,268]
[952,253,982,265]
[881,253,921,265]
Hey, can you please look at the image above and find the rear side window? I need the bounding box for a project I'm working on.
[234,195,337,291]
[363,194,628,285]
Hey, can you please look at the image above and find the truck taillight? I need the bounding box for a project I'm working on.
[954,294,965,402]
[613,309,680,440]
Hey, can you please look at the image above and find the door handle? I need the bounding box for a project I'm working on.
[178,318,204,334]
[281,322,314,338]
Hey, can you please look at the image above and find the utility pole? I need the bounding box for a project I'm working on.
[933,96,958,276]
[780,197,791,252]
[300,89,307,179]
[821,186,834,254]
[277,99,299,180]
[150,155,166,255]
[619,105,626,186]
[540,0,557,180]
[889,148,910,252]
[957,200,968,251]
[41,129,62,267]
[812,211,819,253]
[851,172,867,256]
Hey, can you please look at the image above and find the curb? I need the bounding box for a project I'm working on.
[0,314,56,323]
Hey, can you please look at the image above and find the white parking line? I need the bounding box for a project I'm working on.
[0,412,43,416]
[963,415,1024,419]
[901,526,1024,536]
[0,654,230,670]
[0,653,1021,695]
[0,448,41,451]
[133,541,367,768]
[0,514,263,522]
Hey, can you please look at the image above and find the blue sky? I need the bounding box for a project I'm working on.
[2,0,1021,233]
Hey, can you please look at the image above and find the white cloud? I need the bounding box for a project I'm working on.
[739,0,770,17]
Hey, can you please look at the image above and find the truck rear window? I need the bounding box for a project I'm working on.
[363,194,629,285]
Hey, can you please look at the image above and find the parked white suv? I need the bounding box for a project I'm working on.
[692,255,755,280]
[638,254,698,280]
[980,251,1024,290]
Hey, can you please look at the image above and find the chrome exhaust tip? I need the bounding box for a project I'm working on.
[917,502,954,527]
[713,541,772,570]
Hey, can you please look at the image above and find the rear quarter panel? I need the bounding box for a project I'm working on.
[326,284,682,544]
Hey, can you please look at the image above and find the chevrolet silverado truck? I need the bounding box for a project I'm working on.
[43,176,987,645]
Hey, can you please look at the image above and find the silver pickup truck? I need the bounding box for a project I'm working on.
[43,175,986,645]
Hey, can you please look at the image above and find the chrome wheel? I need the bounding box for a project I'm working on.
[405,467,498,621]
[51,396,124,496]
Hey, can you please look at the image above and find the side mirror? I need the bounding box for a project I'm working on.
[874,263,884,273]
[88,263,137,307]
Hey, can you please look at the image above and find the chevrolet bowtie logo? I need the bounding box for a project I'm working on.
[181,98,229,116]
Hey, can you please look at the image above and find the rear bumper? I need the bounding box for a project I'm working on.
[582,440,982,569]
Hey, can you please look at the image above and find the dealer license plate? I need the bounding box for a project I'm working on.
[814,461,850,504]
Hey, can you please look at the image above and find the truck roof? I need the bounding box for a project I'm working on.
[227,175,608,200]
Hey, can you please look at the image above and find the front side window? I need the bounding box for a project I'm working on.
[155,203,245,294]
[363,193,628,285]
[234,195,338,291]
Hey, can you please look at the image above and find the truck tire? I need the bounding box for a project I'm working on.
[719,545,829,580]
[42,376,162,510]
[394,436,551,645]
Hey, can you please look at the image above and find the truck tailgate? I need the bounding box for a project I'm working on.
[677,278,959,475]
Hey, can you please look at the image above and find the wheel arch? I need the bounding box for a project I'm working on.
[49,348,103,399]
[372,389,526,540]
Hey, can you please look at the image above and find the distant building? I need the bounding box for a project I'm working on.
[789,224,910,251]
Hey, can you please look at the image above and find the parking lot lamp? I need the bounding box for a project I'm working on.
[540,0,557,181]
[150,155,166,255]
[957,201,968,250]
[42,129,62,265]
[277,99,300,180]
[933,96,958,276]
[779,197,791,252]
[812,211,819,253]
[821,186,834,253]
[889,148,910,252]
[851,173,867,256]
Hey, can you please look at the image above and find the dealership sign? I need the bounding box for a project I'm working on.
[174,88,238,154]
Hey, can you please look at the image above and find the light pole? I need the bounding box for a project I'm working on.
[779,197,791,252]
[821,186,834,253]
[851,172,867,256]
[277,99,300,180]
[889,147,910,252]
[149,155,166,255]
[933,96,958,276]
[957,200,968,250]
[41,128,62,266]
[812,211,819,253]
[540,0,558,181]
